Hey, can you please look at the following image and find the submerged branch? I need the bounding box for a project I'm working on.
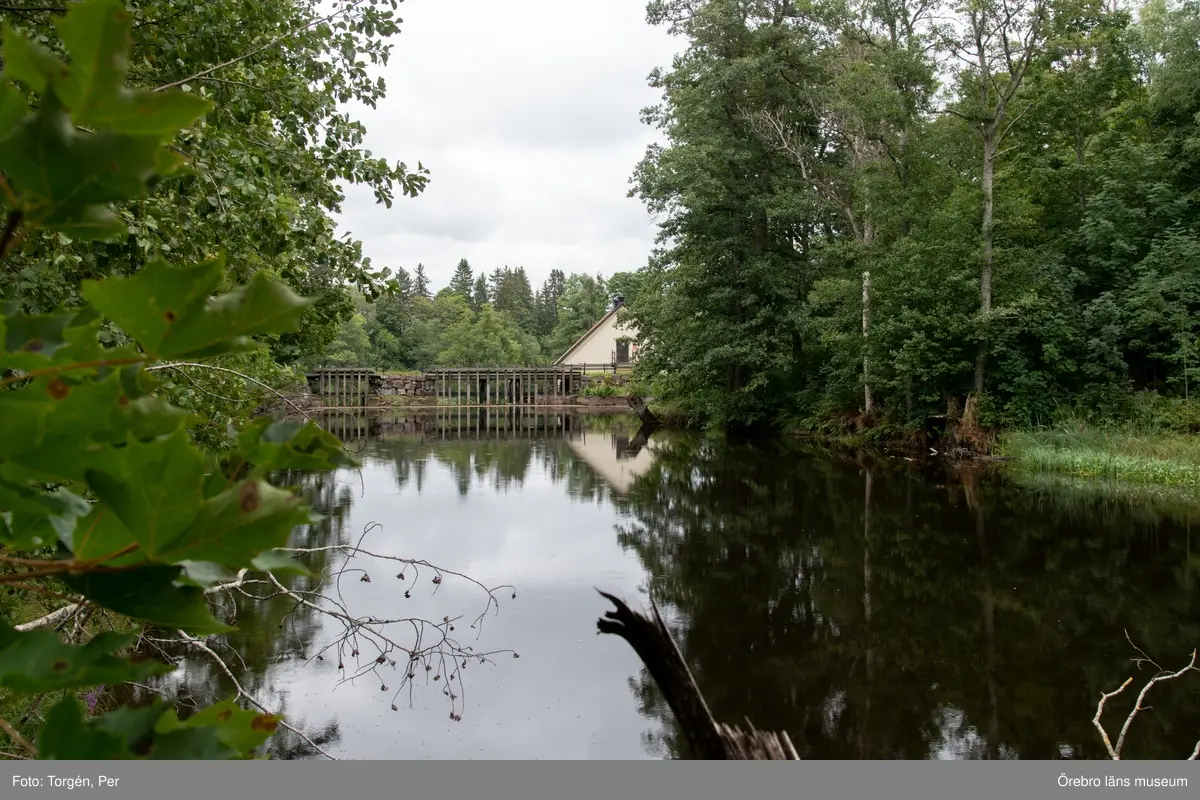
[595,590,799,760]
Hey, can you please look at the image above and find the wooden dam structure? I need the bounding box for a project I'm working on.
[306,366,588,408]
[424,367,586,406]
[308,368,375,408]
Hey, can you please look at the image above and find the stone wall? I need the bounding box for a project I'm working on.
[578,396,634,410]
[375,374,434,398]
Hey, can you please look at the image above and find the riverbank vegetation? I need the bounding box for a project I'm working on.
[999,428,1200,486]
[0,0,518,761]
[619,0,1200,451]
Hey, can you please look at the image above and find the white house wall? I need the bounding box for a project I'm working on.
[560,313,638,366]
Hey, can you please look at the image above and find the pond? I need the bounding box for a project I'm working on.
[141,409,1200,760]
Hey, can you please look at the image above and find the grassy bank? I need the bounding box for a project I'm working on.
[996,426,1200,487]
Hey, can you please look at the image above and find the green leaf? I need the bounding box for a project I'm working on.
[90,90,213,138]
[0,309,77,368]
[114,394,196,439]
[80,257,224,354]
[118,362,163,400]
[38,699,133,759]
[176,560,237,588]
[0,81,26,140]
[158,271,315,359]
[53,0,131,119]
[159,480,309,566]
[0,374,126,482]
[0,624,171,692]
[143,726,239,759]
[236,416,358,475]
[0,25,70,95]
[0,479,90,549]
[55,0,211,136]
[38,700,241,760]
[81,259,313,359]
[250,549,312,577]
[155,699,279,756]
[61,564,234,635]
[83,429,207,558]
[0,91,161,239]
[69,506,144,565]
[88,703,167,755]
[0,508,60,551]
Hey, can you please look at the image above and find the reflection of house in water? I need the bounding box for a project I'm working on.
[565,428,659,494]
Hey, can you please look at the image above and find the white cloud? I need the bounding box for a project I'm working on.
[335,0,680,291]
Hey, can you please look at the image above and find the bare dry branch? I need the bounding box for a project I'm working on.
[16,570,252,633]
[0,715,37,757]
[146,362,312,420]
[1093,637,1199,760]
[14,602,84,632]
[176,630,337,760]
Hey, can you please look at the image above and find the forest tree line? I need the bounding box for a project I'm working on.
[621,0,1200,433]
[6,0,1200,436]
[322,259,645,371]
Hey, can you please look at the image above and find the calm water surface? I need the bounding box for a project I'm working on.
[149,410,1200,760]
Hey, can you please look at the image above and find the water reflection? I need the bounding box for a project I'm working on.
[148,411,1198,760]
[613,440,1200,760]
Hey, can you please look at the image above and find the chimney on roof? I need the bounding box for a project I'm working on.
[610,294,625,312]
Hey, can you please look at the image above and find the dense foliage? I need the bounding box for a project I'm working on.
[0,0,365,758]
[320,262,647,370]
[626,0,1200,433]
[0,0,432,446]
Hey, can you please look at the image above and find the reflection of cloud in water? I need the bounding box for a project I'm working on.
[931,707,1016,760]
[145,411,1200,761]
[157,412,664,759]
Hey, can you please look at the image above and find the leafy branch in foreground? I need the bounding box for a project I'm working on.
[0,0,514,760]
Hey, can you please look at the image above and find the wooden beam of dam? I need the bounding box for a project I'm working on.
[304,366,657,425]
[306,366,589,408]
[423,367,585,407]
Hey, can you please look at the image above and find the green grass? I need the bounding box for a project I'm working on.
[997,426,1200,486]
[1000,468,1200,512]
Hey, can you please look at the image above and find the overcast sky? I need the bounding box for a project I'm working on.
[335,0,680,293]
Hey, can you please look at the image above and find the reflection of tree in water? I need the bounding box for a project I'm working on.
[135,467,356,757]
[150,413,630,757]
[610,434,1200,760]
[362,431,614,503]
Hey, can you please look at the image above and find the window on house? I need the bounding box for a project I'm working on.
[615,340,630,363]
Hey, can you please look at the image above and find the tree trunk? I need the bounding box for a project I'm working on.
[860,190,875,415]
[975,128,997,396]
[863,269,874,414]
[596,592,800,760]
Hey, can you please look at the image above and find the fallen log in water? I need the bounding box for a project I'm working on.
[596,590,800,760]
[626,395,660,427]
